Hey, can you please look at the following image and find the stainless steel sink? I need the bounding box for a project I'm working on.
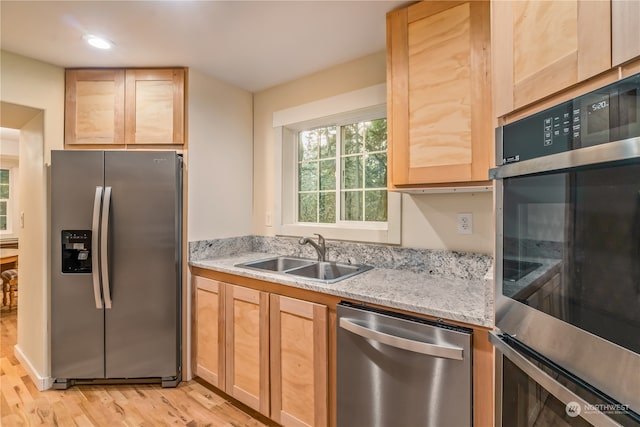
[235,256,372,283]
[237,256,315,272]
[285,261,372,283]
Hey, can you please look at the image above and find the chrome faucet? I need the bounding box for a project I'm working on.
[299,233,326,262]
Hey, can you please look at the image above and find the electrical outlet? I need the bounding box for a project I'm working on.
[457,213,473,234]
[265,211,272,227]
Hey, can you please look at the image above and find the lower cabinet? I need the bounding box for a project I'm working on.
[193,276,328,427]
[270,294,328,427]
[194,276,225,389]
[225,284,270,415]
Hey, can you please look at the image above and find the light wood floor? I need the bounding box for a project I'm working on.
[0,307,270,427]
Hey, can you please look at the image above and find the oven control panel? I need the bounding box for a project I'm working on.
[501,73,639,164]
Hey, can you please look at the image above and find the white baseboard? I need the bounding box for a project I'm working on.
[14,345,53,390]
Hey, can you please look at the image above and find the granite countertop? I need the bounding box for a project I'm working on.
[190,252,494,328]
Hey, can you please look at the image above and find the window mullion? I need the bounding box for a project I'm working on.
[361,139,367,222]
[335,126,342,224]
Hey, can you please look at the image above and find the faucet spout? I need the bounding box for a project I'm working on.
[299,233,326,261]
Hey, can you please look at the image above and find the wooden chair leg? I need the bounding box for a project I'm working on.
[2,280,7,306]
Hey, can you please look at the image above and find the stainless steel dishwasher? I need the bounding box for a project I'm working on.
[337,302,473,427]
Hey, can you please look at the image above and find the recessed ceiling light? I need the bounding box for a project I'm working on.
[84,34,113,50]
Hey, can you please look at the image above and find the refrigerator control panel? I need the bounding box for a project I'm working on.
[62,230,92,273]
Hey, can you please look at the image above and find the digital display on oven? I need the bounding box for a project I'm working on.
[586,95,610,134]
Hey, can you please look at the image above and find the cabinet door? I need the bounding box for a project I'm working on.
[65,69,125,145]
[387,1,492,186]
[612,0,640,67]
[125,68,185,144]
[270,295,327,427]
[193,276,225,389]
[225,284,270,415]
[493,0,611,117]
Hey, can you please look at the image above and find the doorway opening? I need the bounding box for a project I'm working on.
[0,102,45,374]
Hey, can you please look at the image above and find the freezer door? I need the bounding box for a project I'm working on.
[104,151,181,379]
[51,150,105,379]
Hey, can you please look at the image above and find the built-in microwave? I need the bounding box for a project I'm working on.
[491,73,640,425]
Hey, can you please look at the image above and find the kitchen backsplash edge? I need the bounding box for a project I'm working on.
[189,236,493,281]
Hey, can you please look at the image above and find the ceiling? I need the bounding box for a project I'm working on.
[1,0,408,92]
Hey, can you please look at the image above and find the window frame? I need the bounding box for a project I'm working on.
[273,84,401,244]
[0,168,12,234]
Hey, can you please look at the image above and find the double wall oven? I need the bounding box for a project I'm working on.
[491,73,640,426]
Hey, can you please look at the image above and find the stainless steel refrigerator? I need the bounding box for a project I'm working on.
[50,150,182,389]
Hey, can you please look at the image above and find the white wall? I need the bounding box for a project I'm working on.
[402,192,493,254]
[253,51,494,254]
[18,113,47,382]
[187,69,253,241]
[0,50,65,388]
[1,138,20,156]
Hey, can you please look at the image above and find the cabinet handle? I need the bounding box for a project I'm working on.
[339,318,464,360]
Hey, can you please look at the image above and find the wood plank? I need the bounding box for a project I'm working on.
[513,0,578,85]
[408,2,472,170]
[577,0,611,79]
[469,0,494,173]
[513,52,578,111]
[387,7,410,186]
[612,0,640,66]
[312,304,328,427]
[491,0,514,118]
[408,1,466,23]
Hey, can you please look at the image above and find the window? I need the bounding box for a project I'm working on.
[297,118,388,224]
[274,84,401,244]
[0,169,9,231]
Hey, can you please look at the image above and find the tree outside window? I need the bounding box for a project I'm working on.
[297,118,387,224]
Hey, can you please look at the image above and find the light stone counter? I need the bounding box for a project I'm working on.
[190,251,494,328]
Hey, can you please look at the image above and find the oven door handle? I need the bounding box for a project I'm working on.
[490,331,623,427]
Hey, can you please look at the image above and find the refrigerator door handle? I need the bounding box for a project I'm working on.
[339,317,464,360]
[92,187,104,309]
[101,186,113,309]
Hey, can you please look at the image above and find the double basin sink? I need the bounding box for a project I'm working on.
[236,256,372,284]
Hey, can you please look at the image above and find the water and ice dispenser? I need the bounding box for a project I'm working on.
[61,230,92,273]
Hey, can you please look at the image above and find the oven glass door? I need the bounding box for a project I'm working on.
[502,159,640,354]
[495,334,640,427]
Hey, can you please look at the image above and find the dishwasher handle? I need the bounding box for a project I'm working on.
[339,317,464,360]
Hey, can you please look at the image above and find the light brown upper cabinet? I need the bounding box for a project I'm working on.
[65,68,186,145]
[612,0,640,67]
[125,69,185,144]
[387,1,493,187]
[270,294,328,427]
[492,0,611,117]
[65,69,126,145]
